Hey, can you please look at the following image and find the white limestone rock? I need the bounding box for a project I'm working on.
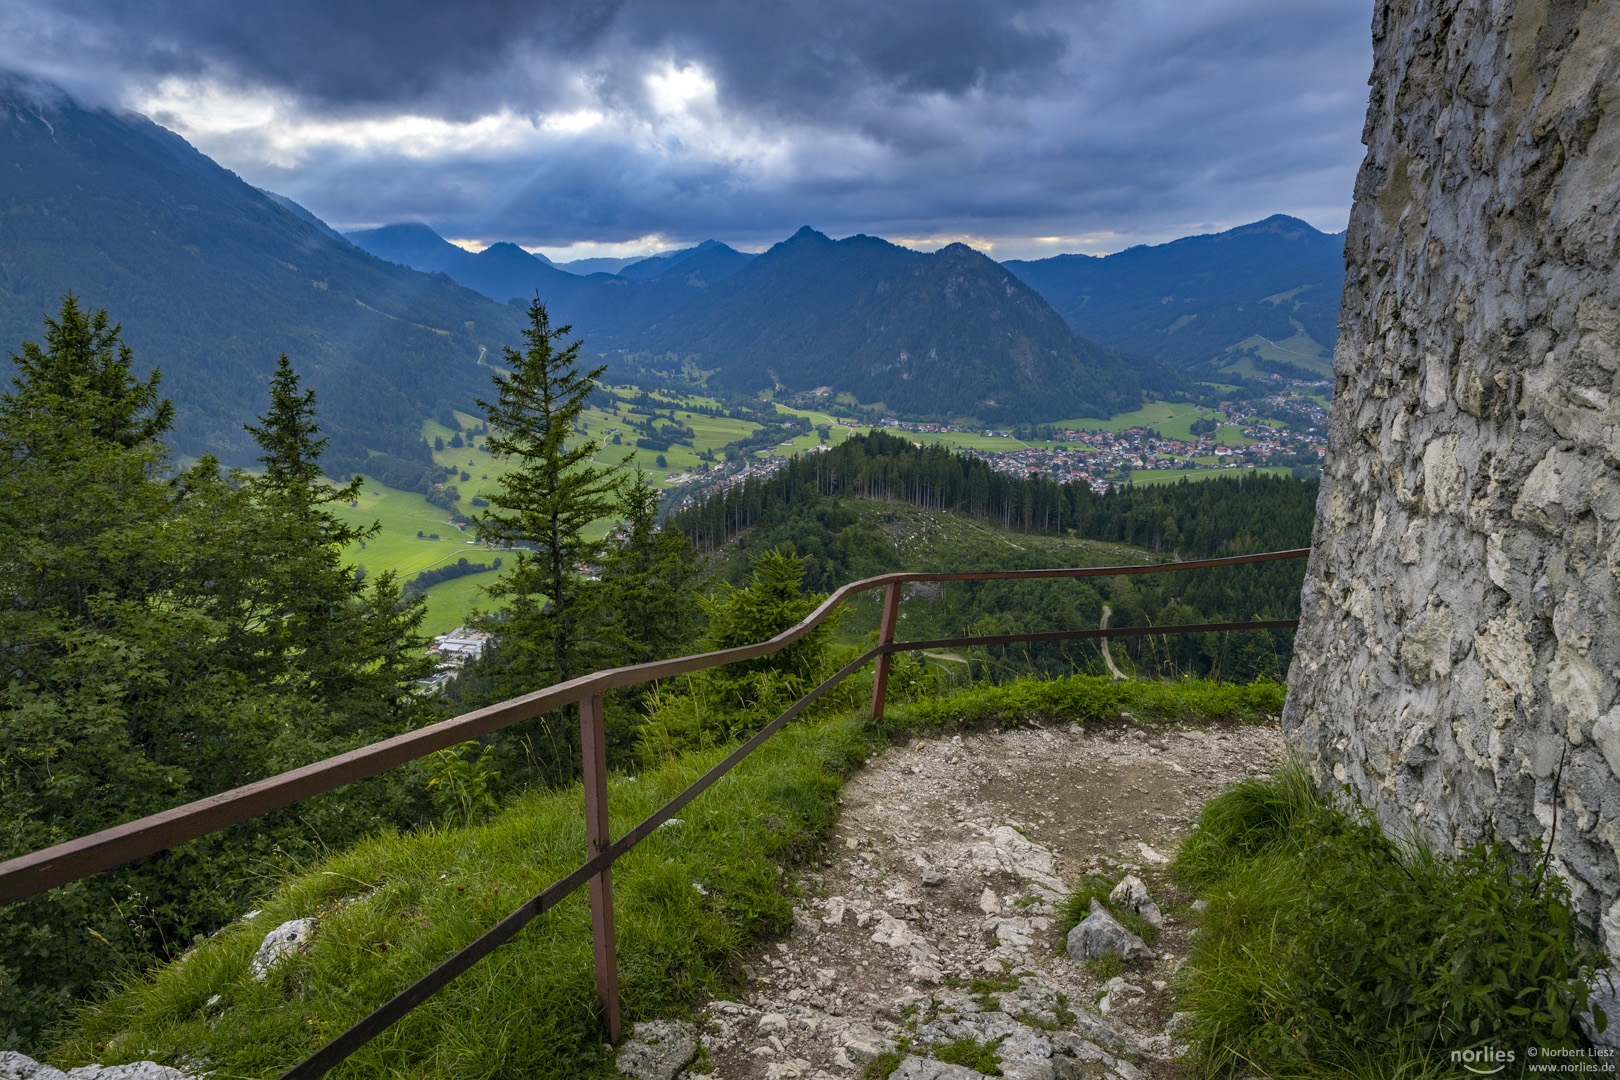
[889,1057,991,1080]
[1065,899,1149,962]
[615,1020,697,1080]
[839,1022,896,1063]
[1107,875,1163,927]
[0,1059,195,1080]
[249,917,317,979]
[0,1053,66,1080]
[67,1067,195,1080]
[1282,0,1620,950]
[969,826,1067,897]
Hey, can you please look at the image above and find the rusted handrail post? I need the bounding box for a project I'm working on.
[578,693,621,1040]
[869,581,902,720]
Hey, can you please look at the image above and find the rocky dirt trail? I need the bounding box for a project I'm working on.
[617,716,1283,1080]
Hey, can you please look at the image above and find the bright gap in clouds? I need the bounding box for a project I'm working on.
[645,62,716,115]
[137,78,554,167]
[530,236,687,262]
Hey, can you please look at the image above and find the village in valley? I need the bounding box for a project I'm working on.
[665,375,1330,507]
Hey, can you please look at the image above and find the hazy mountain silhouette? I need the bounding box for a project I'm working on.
[631,227,1167,421]
[0,91,523,464]
[1003,215,1345,368]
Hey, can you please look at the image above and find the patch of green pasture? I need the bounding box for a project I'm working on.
[1258,284,1314,307]
[1218,333,1333,376]
[410,571,505,638]
[903,430,1059,453]
[770,403,864,429]
[334,484,478,579]
[1051,400,1226,440]
[1124,466,1291,486]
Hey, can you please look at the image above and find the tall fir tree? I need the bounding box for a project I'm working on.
[475,300,622,686]
[223,355,427,728]
[596,470,702,670]
[3,292,172,447]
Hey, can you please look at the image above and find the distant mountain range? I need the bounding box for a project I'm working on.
[346,221,1164,421]
[626,227,1155,419]
[0,84,1342,463]
[0,91,522,465]
[350,214,1345,387]
[1003,216,1345,370]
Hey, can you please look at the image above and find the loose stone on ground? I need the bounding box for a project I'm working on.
[0,1054,193,1080]
[617,1020,699,1080]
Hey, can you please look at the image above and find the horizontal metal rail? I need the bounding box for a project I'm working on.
[0,547,1309,1079]
[0,547,1308,904]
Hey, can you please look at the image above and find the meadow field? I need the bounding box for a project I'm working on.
[334,390,777,637]
[1125,465,1292,486]
[1052,400,1232,441]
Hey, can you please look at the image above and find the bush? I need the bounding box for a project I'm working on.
[635,549,845,758]
[1174,763,1608,1074]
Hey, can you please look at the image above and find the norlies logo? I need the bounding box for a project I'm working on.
[1452,1047,1515,1075]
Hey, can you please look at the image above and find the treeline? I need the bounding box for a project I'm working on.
[672,430,1315,556]
[403,556,502,600]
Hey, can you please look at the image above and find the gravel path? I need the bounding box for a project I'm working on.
[664,716,1284,1080]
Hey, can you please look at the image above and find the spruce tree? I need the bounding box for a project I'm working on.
[227,356,425,723]
[476,300,622,685]
[3,293,172,447]
[0,307,434,1048]
[245,355,359,504]
[597,470,702,669]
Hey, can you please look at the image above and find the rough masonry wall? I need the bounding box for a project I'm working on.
[1284,0,1620,944]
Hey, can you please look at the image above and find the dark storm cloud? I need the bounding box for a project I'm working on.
[6,0,1066,115]
[0,0,1373,256]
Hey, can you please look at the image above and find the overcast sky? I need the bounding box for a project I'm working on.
[1,0,1374,261]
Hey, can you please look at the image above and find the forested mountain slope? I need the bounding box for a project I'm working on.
[1003,215,1345,368]
[639,228,1171,422]
[0,90,524,463]
[348,221,1173,422]
[345,224,760,346]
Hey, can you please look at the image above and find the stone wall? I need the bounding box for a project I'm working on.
[1284,0,1620,945]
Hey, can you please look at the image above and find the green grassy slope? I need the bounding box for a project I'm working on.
[1125,465,1291,487]
[332,398,765,635]
[53,712,873,1079]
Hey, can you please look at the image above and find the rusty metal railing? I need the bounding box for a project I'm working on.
[0,547,1309,1078]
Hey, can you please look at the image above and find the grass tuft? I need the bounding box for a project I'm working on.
[1173,758,1609,1076]
[863,1050,906,1079]
[1172,758,1319,890]
[933,1035,1005,1074]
